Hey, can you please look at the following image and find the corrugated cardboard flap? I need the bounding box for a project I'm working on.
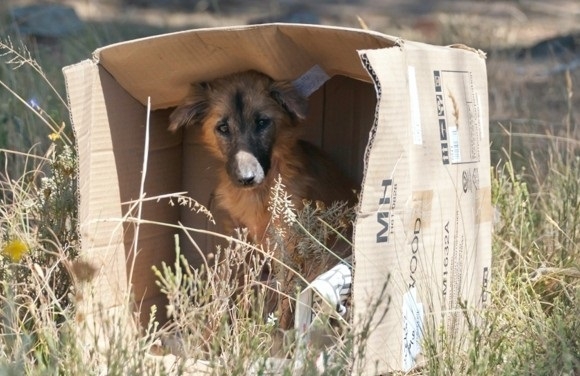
[353,40,491,373]
[93,24,398,109]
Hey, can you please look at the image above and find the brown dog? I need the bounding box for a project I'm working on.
[169,70,355,327]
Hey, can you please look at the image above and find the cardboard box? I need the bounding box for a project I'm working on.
[63,24,491,373]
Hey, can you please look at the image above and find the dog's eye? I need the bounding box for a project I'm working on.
[255,117,271,132]
[216,122,230,135]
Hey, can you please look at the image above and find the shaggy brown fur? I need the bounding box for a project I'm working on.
[169,71,355,243]
[169,70,355,328]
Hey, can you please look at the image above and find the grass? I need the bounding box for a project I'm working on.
[1,2,579,375]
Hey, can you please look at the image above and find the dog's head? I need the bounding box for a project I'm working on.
[169,71,307,188]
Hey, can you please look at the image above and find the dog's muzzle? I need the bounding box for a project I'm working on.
[232,150,265,187]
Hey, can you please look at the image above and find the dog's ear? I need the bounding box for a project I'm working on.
[168,83,210,132]
[270,81,308,121]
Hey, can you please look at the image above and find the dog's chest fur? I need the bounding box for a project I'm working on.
[214,140,354,244]
[214,144,303,243]
[215,175,273,243]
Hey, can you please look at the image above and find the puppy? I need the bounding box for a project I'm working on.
[169,70,355,327]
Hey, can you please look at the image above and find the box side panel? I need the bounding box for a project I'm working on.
[63,61,129,310]
[302,75,377,185]
[99,69,182,324]
[353,45,491,373]
[64,61,182,324]
[402,45,492,371]
[320,76,377,185]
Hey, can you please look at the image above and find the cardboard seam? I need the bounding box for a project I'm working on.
[62,60,94,260]
[351,53,383,371]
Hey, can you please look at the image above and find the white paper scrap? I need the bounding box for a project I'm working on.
[402,287,424,371]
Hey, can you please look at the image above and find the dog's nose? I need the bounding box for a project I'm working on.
[238,175,255,186]
[233,150,265,187]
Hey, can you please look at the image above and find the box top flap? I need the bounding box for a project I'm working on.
[352,42,489,373]
[91,23,399,109]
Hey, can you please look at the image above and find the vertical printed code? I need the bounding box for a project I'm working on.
[449,126,461,163]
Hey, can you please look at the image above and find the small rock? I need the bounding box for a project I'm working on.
[517,34,580,60]
[250,8,320,25]
[10,4,84,39]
